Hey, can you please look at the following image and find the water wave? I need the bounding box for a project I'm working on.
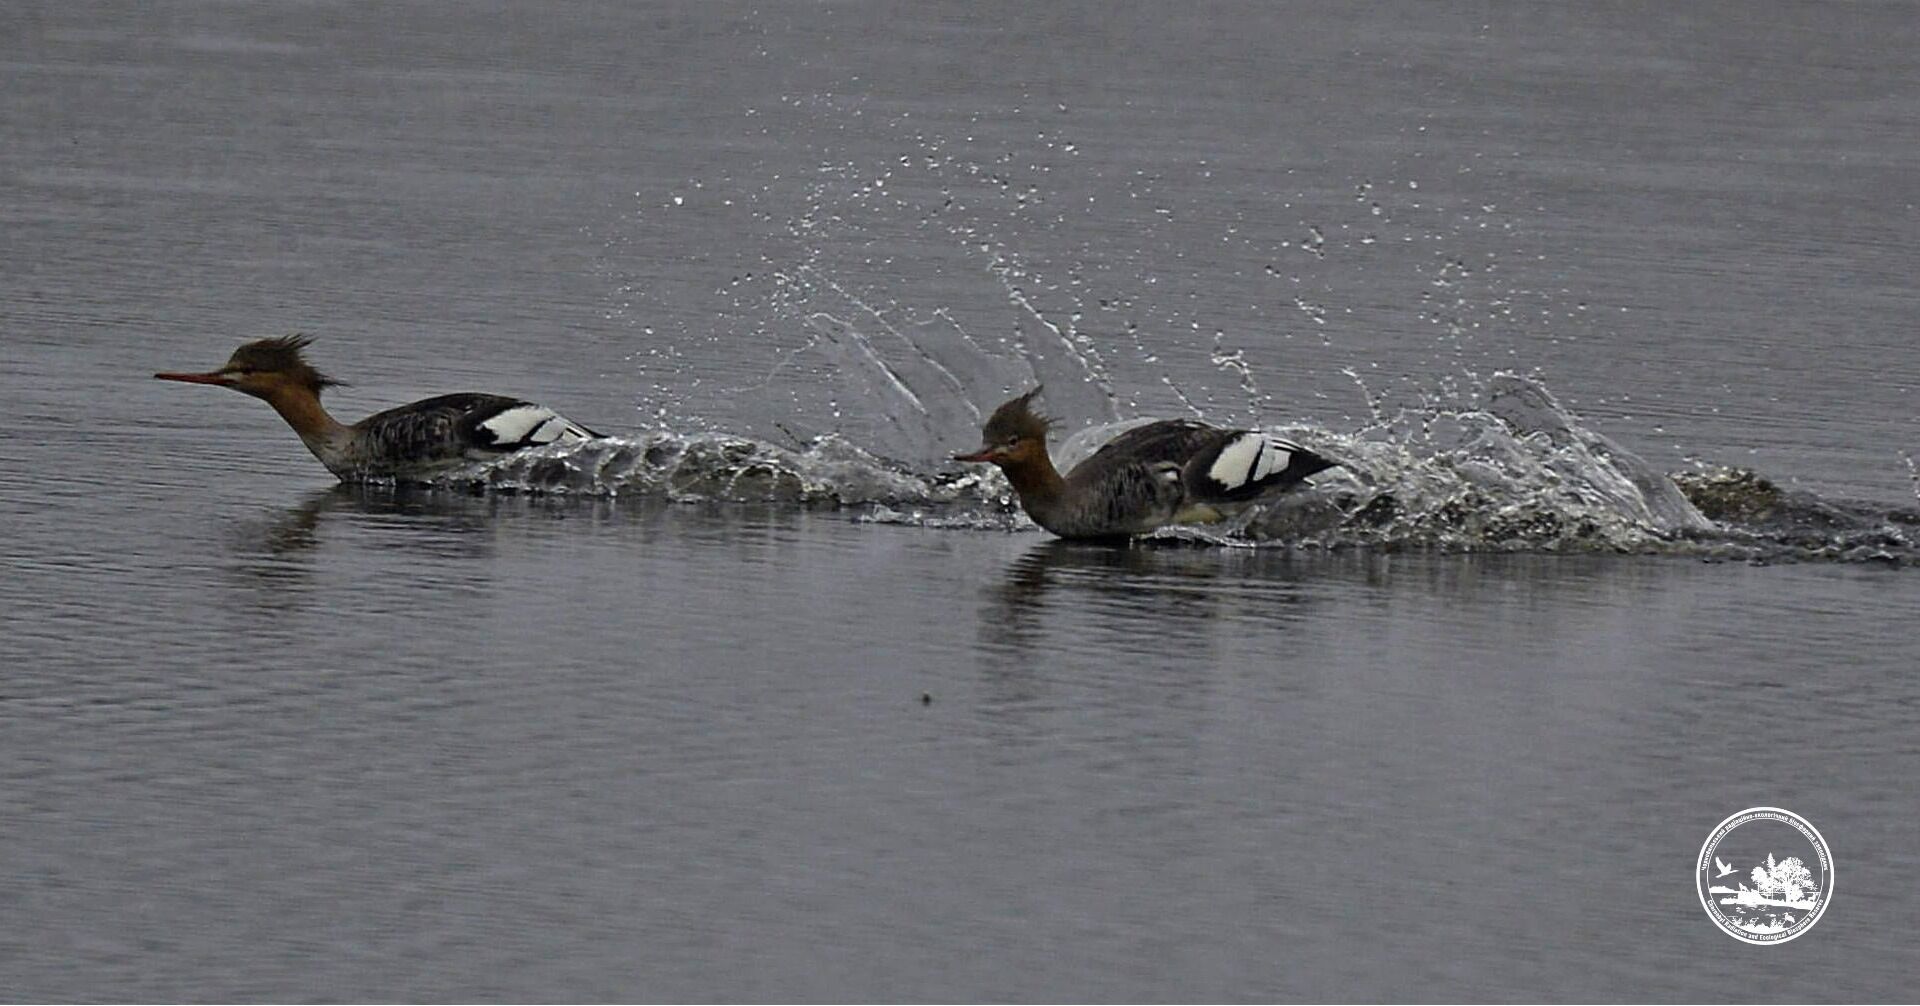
[575,103,1916,565]
[422,430,986,507]
[402,374,1916,565]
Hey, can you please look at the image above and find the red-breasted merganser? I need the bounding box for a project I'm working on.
[954,387,1336,539]
[155,335,602,480]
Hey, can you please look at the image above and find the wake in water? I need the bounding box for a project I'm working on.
[413,366,1918,566]
[562,100,1916,564]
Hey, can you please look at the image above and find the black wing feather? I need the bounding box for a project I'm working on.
[1182,432,1337,501]
[1073,419,1335,503]
[357,393,538,464]
[1071,420,1234,476]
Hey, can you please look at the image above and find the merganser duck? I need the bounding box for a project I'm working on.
[953,387,1336,539]
[155,335,602,480]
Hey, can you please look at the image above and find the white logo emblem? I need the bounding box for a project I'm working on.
[1697,807,1832,944]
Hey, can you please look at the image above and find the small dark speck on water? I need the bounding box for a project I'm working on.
[920,693,932,705]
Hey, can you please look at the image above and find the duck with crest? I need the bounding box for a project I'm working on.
[954,387,1336,540]
[156,335,602,480]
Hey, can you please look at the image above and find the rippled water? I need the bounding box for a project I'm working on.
[5,2,1919,1000]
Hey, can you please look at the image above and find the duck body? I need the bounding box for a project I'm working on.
[319,393,600,479]
[157,336,600,481]
[956,389,1336,540]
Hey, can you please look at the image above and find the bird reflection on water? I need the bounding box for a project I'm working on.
[219,484,652,618]
[973,538,1324,708]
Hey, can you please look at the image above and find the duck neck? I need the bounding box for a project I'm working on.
[999,447,1067,522]
[258,386,351,469]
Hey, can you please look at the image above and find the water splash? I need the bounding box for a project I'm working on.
[1670,466,1920,565]
[571,101,1916,564]
[420,430,992,507]
[766,262,1117,464]
[393,373,1918,566]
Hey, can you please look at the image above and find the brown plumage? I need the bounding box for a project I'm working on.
[222,335,343,396]
[955,387,1336,539]
[977,387,1055,448]
[156,335,601,481]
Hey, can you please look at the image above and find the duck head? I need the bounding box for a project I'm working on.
[155,334,343,402]
[953,387,1053,467]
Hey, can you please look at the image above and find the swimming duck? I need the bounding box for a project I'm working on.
[953,387,1335,539]
[156,335,601,480]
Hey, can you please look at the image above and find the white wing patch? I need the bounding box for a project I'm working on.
[1207,433,1294,491]
[480,405,593,448]
[1255,438,1295,480]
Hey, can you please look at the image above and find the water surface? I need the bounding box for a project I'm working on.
[3,2,1918,1000]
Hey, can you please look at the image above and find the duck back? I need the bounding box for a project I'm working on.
[347,393,601,475]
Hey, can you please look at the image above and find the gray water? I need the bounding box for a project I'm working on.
[4,2,1919,1001]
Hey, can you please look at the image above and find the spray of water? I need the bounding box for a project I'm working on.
[563,98,1918,564]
